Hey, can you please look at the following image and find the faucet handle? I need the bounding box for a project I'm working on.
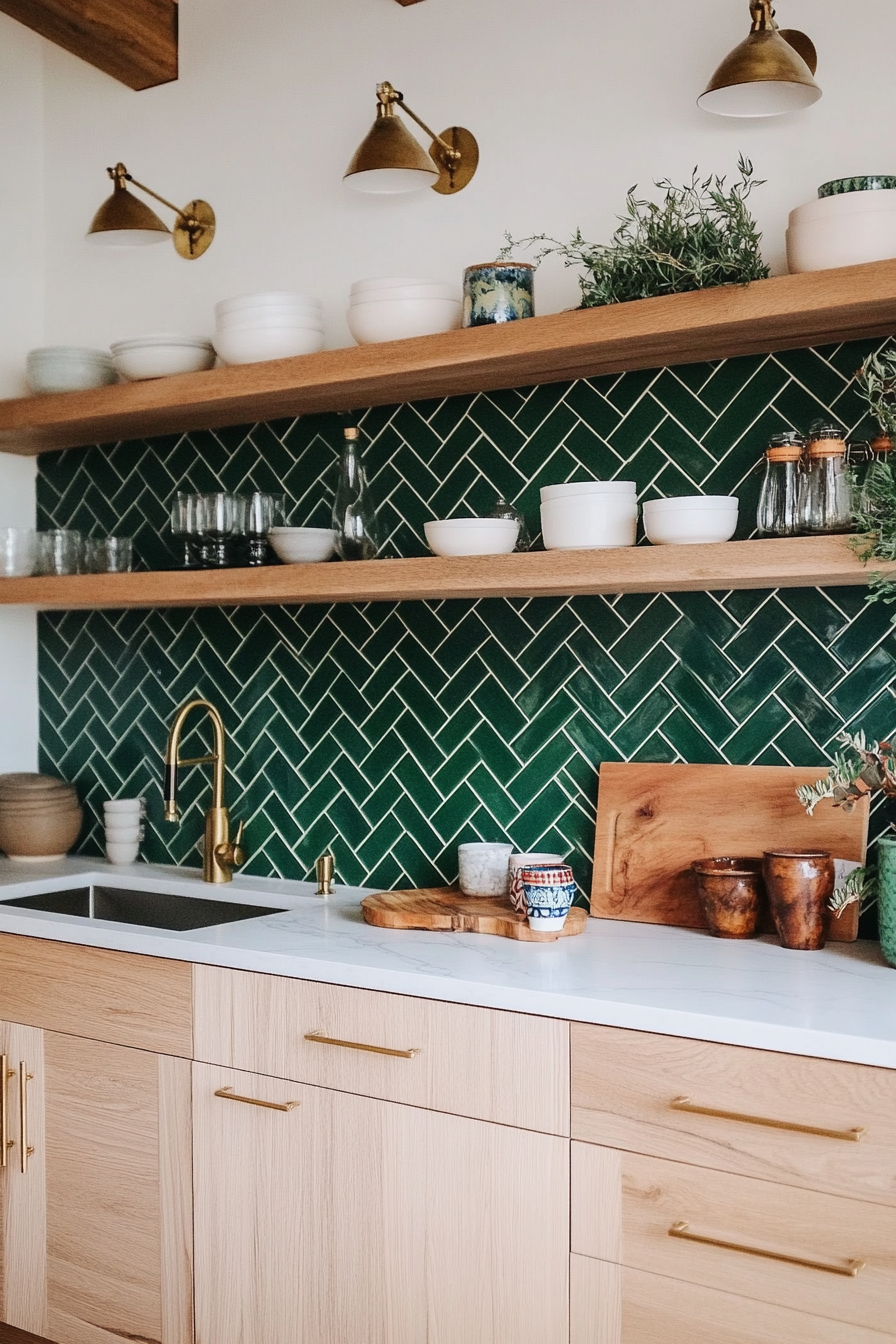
[214,819,248,874]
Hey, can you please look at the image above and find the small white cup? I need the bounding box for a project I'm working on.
[106,839,140,865]
[104,796,146,817]
[105,822,144,842]
[508,851,564,913]
[458,842,513,897]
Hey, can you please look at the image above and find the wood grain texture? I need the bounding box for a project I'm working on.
[158,1056,193,1344]
[0,536,891,610]
[570,1255,896,1344]
[193,1062,569,1344]
[3,259,896,454]
[571,1024,896,1207]
[0,0,177,90]
[0,935,192,1057]
[193,964,569,1134]
[361,885,587,940]
[571,1141,896,1332]
[0,1022,47,1338]
[590,762,868,940]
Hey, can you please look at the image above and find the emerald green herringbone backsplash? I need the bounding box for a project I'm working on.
[36,340,896,905]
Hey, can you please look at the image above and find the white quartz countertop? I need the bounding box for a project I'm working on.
[0,858,893,1069]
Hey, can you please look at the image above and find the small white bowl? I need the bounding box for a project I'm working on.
[104,824,144,842]
[106,840,140,865]
[215,292,321,319]
[350,276,451,295]
[111,337,215,380]
[213,327,324,365]
[349,283,457,305]
[27,347,116,394]
[103,798,145,815]
[643,496,738,545]
[540,496,638,550]
[217,312,324,333]
[540,480,637,503]
[424,518,519,558]
[268,527,335,563]
[348,297,462,345]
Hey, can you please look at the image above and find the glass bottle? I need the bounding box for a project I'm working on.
[797,425,853,535]
[490,497,531,551]
[855,434,893,519]
[756,432,804,537]
[332,426,380,561]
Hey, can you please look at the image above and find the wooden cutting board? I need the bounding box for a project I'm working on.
[591,762,870,941]
[362,887,588,942]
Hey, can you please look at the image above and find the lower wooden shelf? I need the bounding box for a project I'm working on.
[0,536,887,611]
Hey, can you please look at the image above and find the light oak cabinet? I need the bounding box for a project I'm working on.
[193,1060,569,1344]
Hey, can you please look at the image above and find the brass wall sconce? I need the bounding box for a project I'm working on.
[344,82,478,195]
[86,163,216,259]
[699,0,820,117]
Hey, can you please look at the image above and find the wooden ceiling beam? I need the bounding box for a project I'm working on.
[0,0,177,91]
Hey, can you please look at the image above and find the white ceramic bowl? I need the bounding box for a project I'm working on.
[350,276,452,296]
[26,347,115,394]
[789,190,896,227]
[424,518,519,557]
[215,292,321,319]
[348,297,463,345]
[104,822,144,841]
[268,527,335,563]
[106,840,140,865]
[213,327,325,365]
[350,283,457,305]
[540,480,637,504]
[540,496,638,550]
[111,337,215,380]
[217,312,324,333]
[643,496,738,545]
[786,212,896,273]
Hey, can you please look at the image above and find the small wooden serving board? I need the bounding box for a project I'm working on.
[362,887,588,942]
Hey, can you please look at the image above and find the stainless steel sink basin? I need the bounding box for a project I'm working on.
[0,885,287,931]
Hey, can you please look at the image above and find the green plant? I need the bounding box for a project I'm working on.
[829,864,877,919]
[499,156,769,308]
[796,731,896,815]
[852,350,896,610]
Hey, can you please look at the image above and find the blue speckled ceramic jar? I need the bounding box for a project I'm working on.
[462,262,534,328]
[877,836,896,968]
[818,176,896,199]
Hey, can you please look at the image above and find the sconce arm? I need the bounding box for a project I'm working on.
[383,90,461,163]
[109,165,199,227]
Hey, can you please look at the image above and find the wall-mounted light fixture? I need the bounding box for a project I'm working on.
[86,163,216,259]
[699,0,820,117]
[344,82,478,195]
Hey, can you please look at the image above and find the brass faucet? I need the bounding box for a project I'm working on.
[163,698,247,884]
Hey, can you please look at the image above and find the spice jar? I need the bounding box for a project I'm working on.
[797,424,853,534]
[757,432,805,536]
[854,433,893,519]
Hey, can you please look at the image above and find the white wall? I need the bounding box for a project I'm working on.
[36,0,896,351]
[0,14,42,772]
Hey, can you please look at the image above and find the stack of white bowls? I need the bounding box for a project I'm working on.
[540,481,639,550]
[111,335,215,380]
[787,186,896,273]
[26,347,115,394]
[642,495,738,545]
[347,278,462,345]
[104,797,146,865]
[213,293,324,365]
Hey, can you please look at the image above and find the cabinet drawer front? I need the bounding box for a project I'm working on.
[570,1255,895,1344]
[193,964,569,1133]
[571,1023,896,1205]
[571,1143,896,1334]
[0,934,192,1056]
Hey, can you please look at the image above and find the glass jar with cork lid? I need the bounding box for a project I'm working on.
[757,431,805,537]
[797,423,853,535]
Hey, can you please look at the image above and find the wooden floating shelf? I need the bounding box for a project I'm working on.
[3,260,896,456]
[0,537,888,611]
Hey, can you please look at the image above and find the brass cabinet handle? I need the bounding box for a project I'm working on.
[19,1062,34,1175]
[668,1221,865,1277]
[214,1086,299,1113]
[1,1054,13,1168]
[304,1032,420,1059]
[670,1096,866,1143]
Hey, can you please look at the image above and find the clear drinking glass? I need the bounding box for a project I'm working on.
[242,491,286,566]
[196,492,236,567]
[87,536,133,573]
[170,491,201,568]
[756,432,804,537]
[332,427,380,561]
[490,498,530,550]
[35,529,84,575]
[0,527,37,577]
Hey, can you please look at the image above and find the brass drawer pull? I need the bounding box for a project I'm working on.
[214,1086,299,1113]
[19,1062,34,1174]
[304,1032,420,1060]
[670,1096,866,1142]
[669,1221,865,1277]
[1,1054,12,1168]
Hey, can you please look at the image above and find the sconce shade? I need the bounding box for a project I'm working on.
[345,112,439,194]
[699,0,821,119]
[86,180,170,246]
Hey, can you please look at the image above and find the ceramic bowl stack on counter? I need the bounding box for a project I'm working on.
[111,335,215,380]
[424,518,519,557]
[0,773,83,861]
[104,798,145,865]
[787,177,896,273]
[642,495,738,545]
[26,347,116,394]
[540,481,639,550]
[347,278,462,345]
[213,293,324,365]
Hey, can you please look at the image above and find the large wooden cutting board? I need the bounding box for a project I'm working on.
[591,763,870,941]
[362,887,588,942]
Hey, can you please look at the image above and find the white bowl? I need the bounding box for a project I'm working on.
[540,480,637,504]
[789,190,896,227]
[540,496,638,550]
[26,347,116,394]
[103,799,145,815]
[424,518,519,558]
[350,283,457,305]
[104,822,144,841]
[348,297,462,345]
[268,527,335,563]
[786,212,896,273]
[215,293,321,319]
[217,312,324,333]
[111,338,215,380]
[213,327,325,365]
[106,840,140,865]
[643,497,738,545]
[350,276,451,295]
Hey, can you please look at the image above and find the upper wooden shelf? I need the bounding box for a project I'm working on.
[0,537,888,611]
[3,259,896,457]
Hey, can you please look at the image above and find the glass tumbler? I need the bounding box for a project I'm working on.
[87,536,133,573]
[197,492,236,567]
[0,527,37,577]
[36,529,84,575]
[170,491,201,568]
[243,491,286,566]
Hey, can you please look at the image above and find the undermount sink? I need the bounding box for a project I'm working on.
[0,885,287,931]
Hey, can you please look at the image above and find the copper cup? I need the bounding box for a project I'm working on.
[692,857,765,938]
[762,850,834,951]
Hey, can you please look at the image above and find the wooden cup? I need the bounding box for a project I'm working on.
[762,849,834,951]
[692,857,765,938]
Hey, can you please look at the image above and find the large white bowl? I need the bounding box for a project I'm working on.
[350,276,451,295]
[213,326,325,365]
[215,292,321,319]
[424,518,519,557]
[348,297,462,345]
[216,303,322,328]
[540,496,638,550]
[350,283,457,305]
[787,212,896,273]
[643,496,738,545]
[111,337,215,380]
[268,527,335,563]
[540,480,637,504]
[217,312,323,333]
[789,189,896,227]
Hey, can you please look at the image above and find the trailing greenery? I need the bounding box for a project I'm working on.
[852,350,896,611]
[829,864,877,919]
[499,156,769,308]
[796,730,896,815]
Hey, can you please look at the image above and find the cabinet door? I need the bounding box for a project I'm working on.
[193,1062,569,1344]
[0,1018,47,1337]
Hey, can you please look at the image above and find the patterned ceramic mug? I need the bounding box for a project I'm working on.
[509,852,564,913]
[520,864,576,932]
